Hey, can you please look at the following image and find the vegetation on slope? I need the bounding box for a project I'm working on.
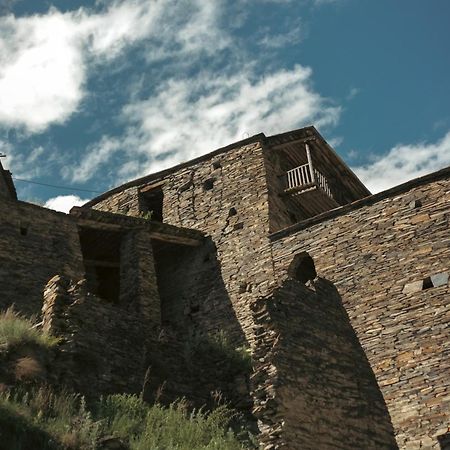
[0,310,249,450]
[0,388,244,450]
[0,307,58,349]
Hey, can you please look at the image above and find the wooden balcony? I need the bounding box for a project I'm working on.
[285,163,333,199]
[282,144,339,217]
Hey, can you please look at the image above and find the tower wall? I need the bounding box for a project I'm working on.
[270,170,450,448]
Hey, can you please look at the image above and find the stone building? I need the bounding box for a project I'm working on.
[0,126,449,449]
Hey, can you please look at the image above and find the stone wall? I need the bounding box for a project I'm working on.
[94,141,278,344]
[270,172,450,448]
[153,237,246,344]
[0,198,84,316]
[42,275,149,397]
[251,278,397,449]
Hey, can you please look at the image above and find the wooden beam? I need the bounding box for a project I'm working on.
[149,231,202,246]
[305,143,315,183]
[271,136,316,151]
[140,181,165,193]
[77,219,127,231]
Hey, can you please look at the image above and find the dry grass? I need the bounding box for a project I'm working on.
[0,307,59,350]
[14,356,44,382]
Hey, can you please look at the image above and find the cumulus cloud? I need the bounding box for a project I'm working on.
[353,132,450,193]
[69,65,341,183]
[0,0,225,133]
[44,194,90,213]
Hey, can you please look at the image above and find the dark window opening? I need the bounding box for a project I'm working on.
[409,199,422,209]
[422,276,433,290]
[212,161,221,170]
[228,207,237,217]
[78,226,122,303]
[20,227,28,236]
[139,186,164,222]
[438,433,450,450]
[203,178,215,191]
[288,252,317,284]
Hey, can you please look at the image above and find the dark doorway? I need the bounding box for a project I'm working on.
[139,186,164,222]
[78,226,122,303]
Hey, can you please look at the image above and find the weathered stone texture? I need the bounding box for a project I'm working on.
[120,229,160,336]
[42,275,149,396]
[0,198,84,315]
[153,237,246,344]
[94,141,277,344]
[270,177,450,448]
[2,126,449,449]
[251,278,397,449]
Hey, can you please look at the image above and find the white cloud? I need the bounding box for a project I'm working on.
[69,65,341,183]
[353,132,450,193]
[259,20,304,49]
[0,1,226,133]
[44,194,89,213]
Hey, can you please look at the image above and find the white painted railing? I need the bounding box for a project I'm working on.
[286,163,312,189]
[313,169,333,198]
[286,164,333,199]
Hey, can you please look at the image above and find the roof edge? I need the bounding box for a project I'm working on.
[84,133,266,207]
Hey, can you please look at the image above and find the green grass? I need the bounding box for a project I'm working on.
[0,388,246,450]
[0,308,59,350]
[0,311,250,449]
[99,394,243,450]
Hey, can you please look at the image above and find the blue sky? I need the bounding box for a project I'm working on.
[0,0,449,212]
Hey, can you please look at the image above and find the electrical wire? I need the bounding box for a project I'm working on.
[12,177,103,194]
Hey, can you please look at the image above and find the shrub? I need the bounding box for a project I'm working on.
[1,386,101,449]
[0,308,59,350]
[0,389,247,450]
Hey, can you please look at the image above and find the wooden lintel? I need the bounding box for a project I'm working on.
[272,136,316,151]
[149,231,202,246]
[84,259,120,268]
[140,181,165,193]
[77,218,126,231]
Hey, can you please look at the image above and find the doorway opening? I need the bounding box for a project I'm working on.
[78,226,122,303]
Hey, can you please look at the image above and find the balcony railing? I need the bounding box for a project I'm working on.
[286,163,333,199]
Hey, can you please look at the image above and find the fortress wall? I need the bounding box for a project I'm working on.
[94,141,278,343]
[161,141,277,342]
[153,238,246,343]
[42,275,149,397]
[270,176,450,448]
[0,198,84,316]
[251,278,397,450]
[92,185,141,216]
[262,142,298,233]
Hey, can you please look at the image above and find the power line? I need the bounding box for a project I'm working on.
[12,177,103,194]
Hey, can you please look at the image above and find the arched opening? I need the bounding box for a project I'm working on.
[288,252,317,284]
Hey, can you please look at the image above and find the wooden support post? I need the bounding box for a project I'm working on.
[306,143,315,183]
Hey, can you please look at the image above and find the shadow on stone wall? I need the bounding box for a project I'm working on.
[251,277,398,450]
[144,237,256,432]
[42,237,257,440]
